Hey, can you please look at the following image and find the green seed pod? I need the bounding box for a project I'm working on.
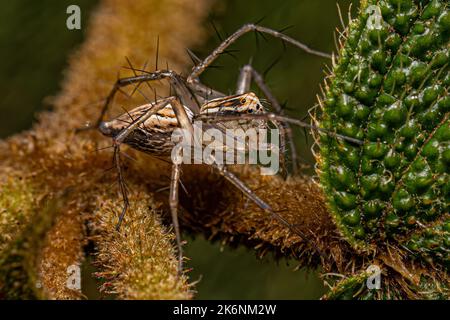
[316,0,450,263]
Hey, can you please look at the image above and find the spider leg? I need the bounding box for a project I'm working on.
[270,122,288,177]
[187,79,226,102]
[169,161,183,274]
[245,66,297,174]
[188,23,331,82]
[98,71,175,130]
[198,112,364,146]
[106,97,177,231]
[236,64,294,175]
[162,98,197,274]
[235,64,252,95]
[113,145,129,231]
[212,163,325,258]
[79,70,201,133]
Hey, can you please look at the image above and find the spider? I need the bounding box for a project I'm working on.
[94,24,362,272]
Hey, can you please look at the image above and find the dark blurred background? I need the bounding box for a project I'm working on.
[0,0,358,299]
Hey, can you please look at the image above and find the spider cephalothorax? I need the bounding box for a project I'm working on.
[200,92,264,115]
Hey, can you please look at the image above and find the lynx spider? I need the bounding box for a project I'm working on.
[94,24,362,273]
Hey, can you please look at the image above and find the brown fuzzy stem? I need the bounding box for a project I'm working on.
[0,0,213,299]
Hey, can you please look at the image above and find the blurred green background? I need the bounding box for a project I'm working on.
[0,0,358,299]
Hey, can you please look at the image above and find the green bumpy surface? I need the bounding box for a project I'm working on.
[319,0,449,267]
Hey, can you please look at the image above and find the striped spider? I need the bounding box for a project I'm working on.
[95,24,361,272]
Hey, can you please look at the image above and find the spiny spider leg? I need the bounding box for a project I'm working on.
[123,65,226,103]
[197,112,364,146]
[113,145,129,230]
[158,98,197,274]
[97,71,173,129]
[84,70,202,133]
[188,23,332,82]
[235,64,293,175]
[103,96,177,231]
[235,65,252,95]
[169,161,183,273]
[212,163,325,257]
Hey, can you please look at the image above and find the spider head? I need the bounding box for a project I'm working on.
[200,92,264,115]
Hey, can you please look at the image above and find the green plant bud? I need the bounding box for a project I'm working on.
[367,73,383,90]
[360,156,376,174]
[363,199,385,218]
[343,209,361,226]
[364,141,389,158]
[409,61,429,87]
[421,187,438,206]
[412,22,426,34]
[361,174,380,192]
[383,101,407,126]
[438,11,450,33]
[399,119,420,138]
[422,85,443,106]
[324,96,336,109]
[378,92,397,105]
[385,212,400,229]
[404,143,419,159]
[336,94,356,118]
[422,140,440,159]
[338,122,365,140]
[354,104,371,122]
[343,81,355,94]
[384,149,402,168]
[379,175,396,196]
[353,226,366,239]
[317,0,449,257]
[338,144,360,169]
[419,104,442,130]
[385,69,407,91]
[334,191,358,210]
[404,168,433,193]
[367,121,389,140]
[404,93,422,111]
[394,13,413,35]
[370,50,388,73]
[393,189,415,211]
[430,50,449,68]
[438,96,450,112]
[423,0,444,19]
[330,165,357,190]
[368,25,389,44]
[411,33,436,57]
[442,148,450,164]
[354,86,378,105]
[385,32,402,51]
